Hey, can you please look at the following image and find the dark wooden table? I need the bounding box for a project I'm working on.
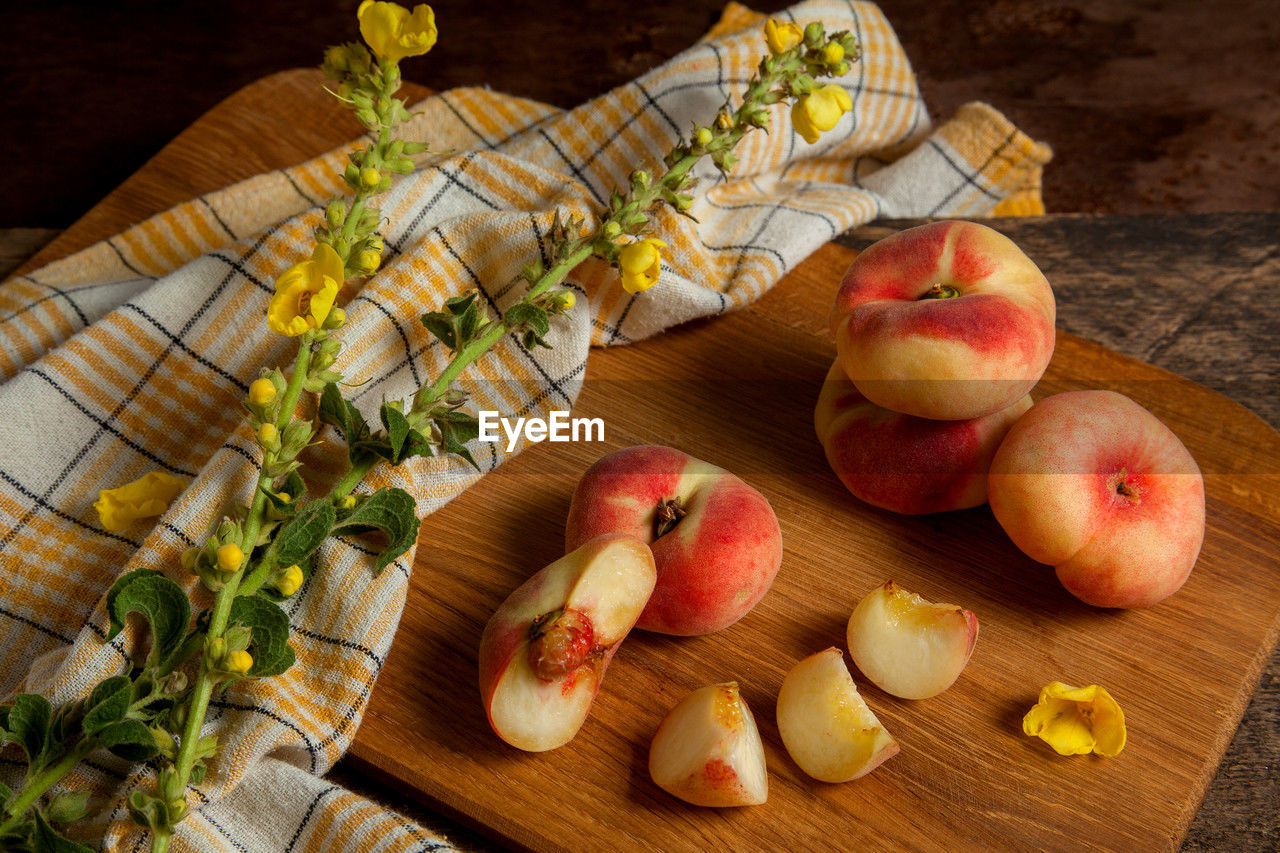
[3,1,1278,849]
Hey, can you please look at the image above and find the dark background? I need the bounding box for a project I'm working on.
[3,0,1279,229]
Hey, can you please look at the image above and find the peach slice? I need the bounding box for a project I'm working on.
[478,534,656,752]
[648,682,768,807]
[776,648,899,783]
[846,581,979,700]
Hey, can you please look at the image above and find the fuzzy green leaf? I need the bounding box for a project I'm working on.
[1,694,52,767]
[332,487,420,573]
[32,809,95,853]
[81,675,132,737]
[271,499,336,570]
[226,597,295,677]
[505,302,550,338]
[420,312,457,351]
[380,402,411,462]
[105,569,190,669]
[318,382,370,447]
[96,718,157,763]
[435,410,481,470]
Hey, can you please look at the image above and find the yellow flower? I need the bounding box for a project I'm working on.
[216,543,244,574]
[791,84,854,144]
[764,18,803,55]
[1023,681,1127,757]
[248,378,276,406]
[267,243,343,336]
[94,472,187,533]
[276,564,304,597]
[358,1,438,63]
[617,238,667,295]
[224,650,254,675]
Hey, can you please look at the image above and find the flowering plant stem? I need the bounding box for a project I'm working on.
[0,10,859,853]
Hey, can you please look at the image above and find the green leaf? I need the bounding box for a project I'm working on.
[96,718,157,763]
[435,409,481,470]
[332,487,420,573]
[105,569,191,669]
[226,597,295,677]
[420,311,457,351]
[380,402,411,463]
[505,302,550,338]
[32,809,95,853]
[2,694,52,766]
[271,499,336,570]
[81,675,131,737]
[318,382,370,446]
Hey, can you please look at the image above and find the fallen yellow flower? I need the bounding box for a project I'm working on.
[1023,681,1126,757]
[94,471,187,533]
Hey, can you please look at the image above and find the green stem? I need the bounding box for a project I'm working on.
[0,737,97,833]
[162,337,314,830]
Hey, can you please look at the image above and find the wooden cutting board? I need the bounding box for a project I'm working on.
[22,69,1280,852]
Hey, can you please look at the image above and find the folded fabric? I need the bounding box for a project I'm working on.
[0,1,1050,850]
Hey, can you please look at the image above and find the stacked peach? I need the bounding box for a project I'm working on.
[822,220,1205,609]
[818,219,1054,515]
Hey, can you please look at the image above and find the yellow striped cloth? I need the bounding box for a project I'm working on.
[0,1,1050,850]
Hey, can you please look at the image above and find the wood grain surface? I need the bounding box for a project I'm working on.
[14,69,1280,851]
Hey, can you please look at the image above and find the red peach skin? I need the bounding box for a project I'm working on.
[988,390,1206,608]
[565,445,782,636]
[815,359,1030,514]
[830,220,1056,420]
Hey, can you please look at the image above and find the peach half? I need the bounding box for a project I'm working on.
[478,534,656,751]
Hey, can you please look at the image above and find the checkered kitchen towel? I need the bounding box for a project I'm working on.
[0,1,1050,850]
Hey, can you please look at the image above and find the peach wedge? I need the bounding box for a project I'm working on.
[846,581,979,700]
[776,648,899,783]
[648,682,768,807]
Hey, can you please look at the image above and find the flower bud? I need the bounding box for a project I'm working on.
[180,547,200,573]
[557,291,576,311]
[326,200,346,230]
[602,221,622,240]
[339,495,358,510]
[832,60,850,77]
[804,22,825,46]
[257,422,279,448]
[823,42,845,65]
[694,127,713,146]
[322,306,346,330]
[276,564,304,597]
[216,543,243,574]
[630,169,650,188]
[224,650,253,675]
[248,378,277,406]
[358,249,382,273]
[367,235,384,253]
[207,637,227,662]
[360,167,381,189]
[167,798,189,823]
